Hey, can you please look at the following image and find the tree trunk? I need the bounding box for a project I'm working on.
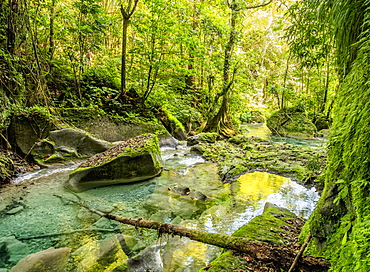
[7,0,17,55]
[205,1,238,136]
[119,0,139,100]
[121,18,129,97]
[48,0,55,60]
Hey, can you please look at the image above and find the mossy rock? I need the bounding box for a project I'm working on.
[0,155,14,184]
[31,128,113,164]
[67,134,163,192]
[198,205,298,271]
[187,133,218,146]
[240,110,265,123]
[71,234,128,272]
[9,247,71,272]
[267,107,317,137]
[9,108,57,155]
[228,135,253,145]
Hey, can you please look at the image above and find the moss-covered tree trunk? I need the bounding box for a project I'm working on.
[205,0,272,137]
[204,0,238,137]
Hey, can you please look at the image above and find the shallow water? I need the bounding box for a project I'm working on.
[0,143,320,271]
[241,122,327,148]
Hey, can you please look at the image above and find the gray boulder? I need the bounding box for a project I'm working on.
[49,128,112,157]
[9,247,71,272]
[127,243,164,272]
[67,134,163,192]
[32,128,113,163]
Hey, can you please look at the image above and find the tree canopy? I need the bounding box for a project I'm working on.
[0,0,336,135]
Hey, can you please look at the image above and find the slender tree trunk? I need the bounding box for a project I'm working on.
[48,0,55,60]
[121,18,129,96]
[281,52,291,109]
[205,1,238,136]
[321,58,330,114]
[205,0,273,136]
[7,0,17,55]
[119,0,139,100]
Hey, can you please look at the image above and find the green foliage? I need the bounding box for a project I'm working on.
[299,1,370,271]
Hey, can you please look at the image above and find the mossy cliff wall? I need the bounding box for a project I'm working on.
[304,16,370,271]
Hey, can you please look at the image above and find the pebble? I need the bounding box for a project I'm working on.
[6,206,24,215]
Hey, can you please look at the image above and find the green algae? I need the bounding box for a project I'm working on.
[191,136,326,185]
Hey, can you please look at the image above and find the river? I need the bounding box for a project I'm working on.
[0,126,323,271]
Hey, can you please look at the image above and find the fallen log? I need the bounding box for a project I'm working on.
[54,194,329,271]
[54,194,262,253]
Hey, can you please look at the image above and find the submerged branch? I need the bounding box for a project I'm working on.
[53,194,329,271]
[53,194,261,253]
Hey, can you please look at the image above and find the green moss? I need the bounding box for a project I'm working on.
[198,251,249,271]
[232,206,295,243]
[192,137,326,184]
[70,134,162,176]
[0,155,14,184]
[199,206,298,271]
[303,38,370,270]
[43,151,78,163]
[197,132,218,143]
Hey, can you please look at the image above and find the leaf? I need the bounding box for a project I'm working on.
[341,231,348,245]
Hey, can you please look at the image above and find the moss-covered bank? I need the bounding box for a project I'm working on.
[190,135,326,187]
[199,205,329,271]
[298,2,370,271]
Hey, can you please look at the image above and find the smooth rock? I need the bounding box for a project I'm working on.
[67,135,163,192]
[127,243,164,272]
[6,206,24,215]
[0,236,29,265]
[9,247,71,272]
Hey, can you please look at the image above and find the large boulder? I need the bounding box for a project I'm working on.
[32,128,113,163]
[9,247,71,272]
[267,107,317,137]
[67,134,163,192]
[8,109,57,155]
[58,111,178,147]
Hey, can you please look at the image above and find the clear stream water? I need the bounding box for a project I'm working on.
[0,125,323,271]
